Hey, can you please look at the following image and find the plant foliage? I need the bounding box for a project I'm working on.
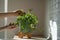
[16,10,38,33]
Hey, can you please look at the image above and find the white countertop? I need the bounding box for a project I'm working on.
[0,36,47,40]
[13,35,47,40]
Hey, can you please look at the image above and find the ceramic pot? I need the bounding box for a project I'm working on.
[18,32,31,39]
[18,32,23,38]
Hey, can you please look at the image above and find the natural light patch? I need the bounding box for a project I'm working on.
[52,21,57,40]
[4,0,8,40]
[4,0,8,12]
[0,39,2,40]
[4,17,8,40]
[4,17,7,26]
[50,20,57,40]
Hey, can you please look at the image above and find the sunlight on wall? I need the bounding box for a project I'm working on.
[0,39,2,40]
[4,0,8,12]
[4,0,8,40]
[50,20,57,40]
[4,17,7,26]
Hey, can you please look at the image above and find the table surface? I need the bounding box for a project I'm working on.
[13,36,47,40]
[0,36,47,40]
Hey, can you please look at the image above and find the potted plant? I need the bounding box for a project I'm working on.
[16,9,38,39]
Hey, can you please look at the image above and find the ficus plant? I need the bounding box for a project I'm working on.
[16,9,38,33]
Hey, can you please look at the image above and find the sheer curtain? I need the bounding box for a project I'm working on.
[46,0,58,40]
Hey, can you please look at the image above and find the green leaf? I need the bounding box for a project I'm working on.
[15,9,38,33]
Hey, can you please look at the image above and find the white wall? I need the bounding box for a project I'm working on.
[0,0,4,12]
